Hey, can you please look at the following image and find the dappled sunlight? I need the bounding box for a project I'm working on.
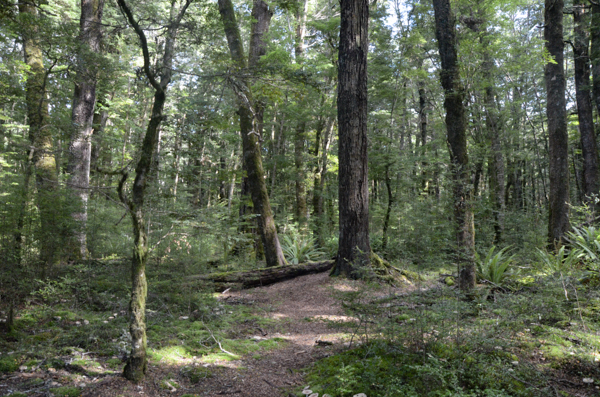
[311,314,359,322]
[269,312,289,319]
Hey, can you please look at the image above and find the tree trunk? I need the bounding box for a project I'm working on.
[66,0,106,259]
[19,0,59,271]
[193,260,335,291]
[116,0,191,381]
[432,0,475,291]
[545,0,570,245]
[591,4,600,117]
[293,0,309,226]
[333,0,371,278]
[218,0,286,267]
[573,0,598,207]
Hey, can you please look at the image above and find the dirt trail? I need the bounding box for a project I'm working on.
[84,272,361,397]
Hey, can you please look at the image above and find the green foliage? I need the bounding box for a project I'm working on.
[281,234,325,265]
[535,246,579,274]
[49,387,81,397]
[0,356,19,373]
[476,246,515,286]
[567,225,600,268]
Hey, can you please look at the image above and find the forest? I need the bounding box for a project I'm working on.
[2,0,600,395]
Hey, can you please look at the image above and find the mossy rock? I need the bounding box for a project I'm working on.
[444,277,455,286]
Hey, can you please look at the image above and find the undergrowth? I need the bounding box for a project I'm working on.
[303,268,600,396]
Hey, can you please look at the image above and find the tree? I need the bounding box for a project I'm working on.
[217,0,286,267]
[332,0,371,278]
[18,0,59,271]
[116,0,192,381]
[573,0,598,207]
[545,0,569,245]
[66,0,106,259]
[432,0,475,290]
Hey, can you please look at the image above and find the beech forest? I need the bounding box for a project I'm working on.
[1,0,600,395]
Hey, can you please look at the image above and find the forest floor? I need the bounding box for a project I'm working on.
[3,260,600,397]
[0,269,415,397]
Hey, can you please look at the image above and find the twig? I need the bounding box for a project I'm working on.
[204,322,237,357]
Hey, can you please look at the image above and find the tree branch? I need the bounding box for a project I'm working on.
[116,0,162,92]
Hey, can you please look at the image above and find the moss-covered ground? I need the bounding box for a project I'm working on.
[1,258,600,396]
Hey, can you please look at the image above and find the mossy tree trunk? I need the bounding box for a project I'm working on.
[432,0,475,291]
[218,0,286,267]
[18,0,59,271]
[66,0,106,259]
[116,0,191,382]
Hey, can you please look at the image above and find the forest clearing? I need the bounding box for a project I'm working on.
[3,0,600,395]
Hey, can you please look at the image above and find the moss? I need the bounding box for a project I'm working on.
[182,366,213,383]
[50,386,81,397]
[0,356,19,373]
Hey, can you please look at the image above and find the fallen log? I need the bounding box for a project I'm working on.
[190,260,335,291]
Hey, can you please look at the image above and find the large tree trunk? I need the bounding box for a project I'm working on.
[66,0,106,259]
[545,0,570,245]
[19,0,59,271]
[432,0,475,291]
[332,0,371,278]
[218,0,286,267]
[117,0,191,382]
[573,0,598,207]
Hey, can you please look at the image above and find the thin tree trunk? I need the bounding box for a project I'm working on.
[116,0,191,381]
[432,0,475,291]
[545,0,570,245]
[591,4,600,116]
[333,0,371,278]
[66,0,106,259]
[293,0,309,226]
[573,0,598,207]
[218,0,286,267]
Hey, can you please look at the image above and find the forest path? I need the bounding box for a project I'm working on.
[90,271,401,397]
[3,271,411,397]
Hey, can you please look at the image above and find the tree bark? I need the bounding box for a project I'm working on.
[193,260,335,291]
[573,0,598,206]
[18,0,59,271]
[432,0,475,291]
[293,0,309,226]
[545,0,570,245]
[66,0,106,259]
[591,4,600,117]
[117,0,191,381]
[218,0,286,267]
[333,0,371,278]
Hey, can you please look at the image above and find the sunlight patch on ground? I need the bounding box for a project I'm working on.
[332,283,359,292]
[269,312,289,319]
[311,314,358,322]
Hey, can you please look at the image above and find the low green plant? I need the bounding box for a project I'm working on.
[281,234,324,265]
[476,246,515,286]
[567,225,600,268]
[0,356,19,373]
[49,386,81,397]
[535,246,579,274]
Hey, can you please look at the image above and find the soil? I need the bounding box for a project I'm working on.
[0,271,404,397]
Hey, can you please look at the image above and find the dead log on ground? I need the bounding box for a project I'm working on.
[190,260,335,291]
